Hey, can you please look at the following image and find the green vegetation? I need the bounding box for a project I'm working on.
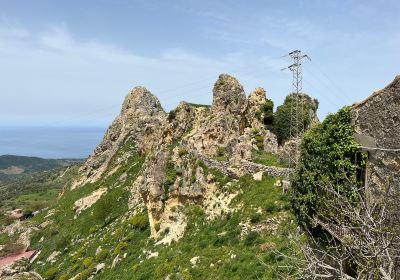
[27,143,301,280]
[252,150,286,168]
[0,165,79,214]
[0,155,82,183]
[215,147,227,162]
[256,99,274,131]
[274,93,318,144]
[289,107,366,229]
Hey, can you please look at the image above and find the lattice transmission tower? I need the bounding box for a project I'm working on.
[281,50,311,168]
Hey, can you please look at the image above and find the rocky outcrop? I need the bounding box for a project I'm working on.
[73,87,167,188]
[263,130,278,154]
[212,74,247,115]
[245,87,267,130]
[73,73,302,246]
[185,74,247,156]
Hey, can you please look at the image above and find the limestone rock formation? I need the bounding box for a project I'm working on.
[245,87,267,130]
[73,87,167,187]
[212,74,247,115]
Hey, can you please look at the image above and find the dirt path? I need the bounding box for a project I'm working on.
[0,250,35,269]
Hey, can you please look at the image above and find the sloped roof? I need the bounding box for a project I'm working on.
[352,75,400,109]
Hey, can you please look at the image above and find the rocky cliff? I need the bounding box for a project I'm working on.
[6,74,311,280]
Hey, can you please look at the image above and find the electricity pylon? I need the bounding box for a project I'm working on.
[281,50,311,168]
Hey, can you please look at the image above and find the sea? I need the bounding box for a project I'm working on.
[0,126,107,159]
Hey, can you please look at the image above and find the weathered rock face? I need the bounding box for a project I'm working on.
[74,73,299,246]
[263,130,278,154]
[74,87,167,187]
[186,74,247,156]
[245,87,267,130]
[351,75,400,194]
[212,74,247,115]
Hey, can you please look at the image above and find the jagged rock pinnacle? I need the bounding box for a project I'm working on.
[121,86,165,117]
[212,74,246,114]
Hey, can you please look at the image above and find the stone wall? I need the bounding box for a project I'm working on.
[191,152,292,179]
[351,75,400,194]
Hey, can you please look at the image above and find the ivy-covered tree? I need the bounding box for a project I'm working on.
[289,107,366,229]
[274,93,318,144]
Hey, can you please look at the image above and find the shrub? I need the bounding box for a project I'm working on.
[82,257,93,269]
[55,233,70,250]
[59,274,69,280]
[254,135,264,150]
[114,241,128,255]
[250,213,262,224]
[163,160,177,191]
[130,213,148,231]
[178,148,188,157]
[290,107,366,229]
[93,196,113,223]
[168,110,176,121]
[44,267,58,280]
[244,231,259,246]
[261,99,274,131]
[95,248,109,262]
[274,93,318,144]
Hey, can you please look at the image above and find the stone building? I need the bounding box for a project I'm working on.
[351,75,400,196]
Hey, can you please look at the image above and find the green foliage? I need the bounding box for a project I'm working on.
[168,110,176,121]
[252,150,286,167]
[274,93,318,144]
[250,213,262,224]
[261,99,274,130]
[244,231,259,246]
[55,233,70,250]
[92,196,113,224]
[44,267,58,280]
[130,213,149,231]
[114,242,128,255]
[95,248,108,262]
[290,107,367,228]
[163,160,177,192]
[59,274,69,280]
[82,257,93,269]
[178,148,188,157]
[215,147,227,162]
[254,135,264,150]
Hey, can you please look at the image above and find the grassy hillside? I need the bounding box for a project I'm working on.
[0,155,82,181]
[27,143,302,280]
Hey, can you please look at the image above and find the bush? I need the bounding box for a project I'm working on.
[254,135,264,150]
[261,99,274,131]
[55,233,70,250]
[114,241,128,255]
[244,231,259,246]
[168,110,176,121]
[250,213,262,224]
[59,274,69,280]
[274,93,318,144]
[178,148,188,157]
[130,213,148,231]
[95,248,109,262]
[82,257,93,269]
[290,107,366,228]
[44,267,58,280]
[93,196,112,223]
[163,160,177,191]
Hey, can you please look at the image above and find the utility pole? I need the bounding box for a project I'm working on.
[281,50,311,168]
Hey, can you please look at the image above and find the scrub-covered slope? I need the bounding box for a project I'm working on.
[4,74,304,280]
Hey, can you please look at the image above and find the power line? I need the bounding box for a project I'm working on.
[281,49,311,169]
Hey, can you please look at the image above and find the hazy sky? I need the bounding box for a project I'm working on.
[0,0,399,127]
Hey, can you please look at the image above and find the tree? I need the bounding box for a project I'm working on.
[274,93,318,144]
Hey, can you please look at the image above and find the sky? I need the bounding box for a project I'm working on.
[0,0,399,128]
